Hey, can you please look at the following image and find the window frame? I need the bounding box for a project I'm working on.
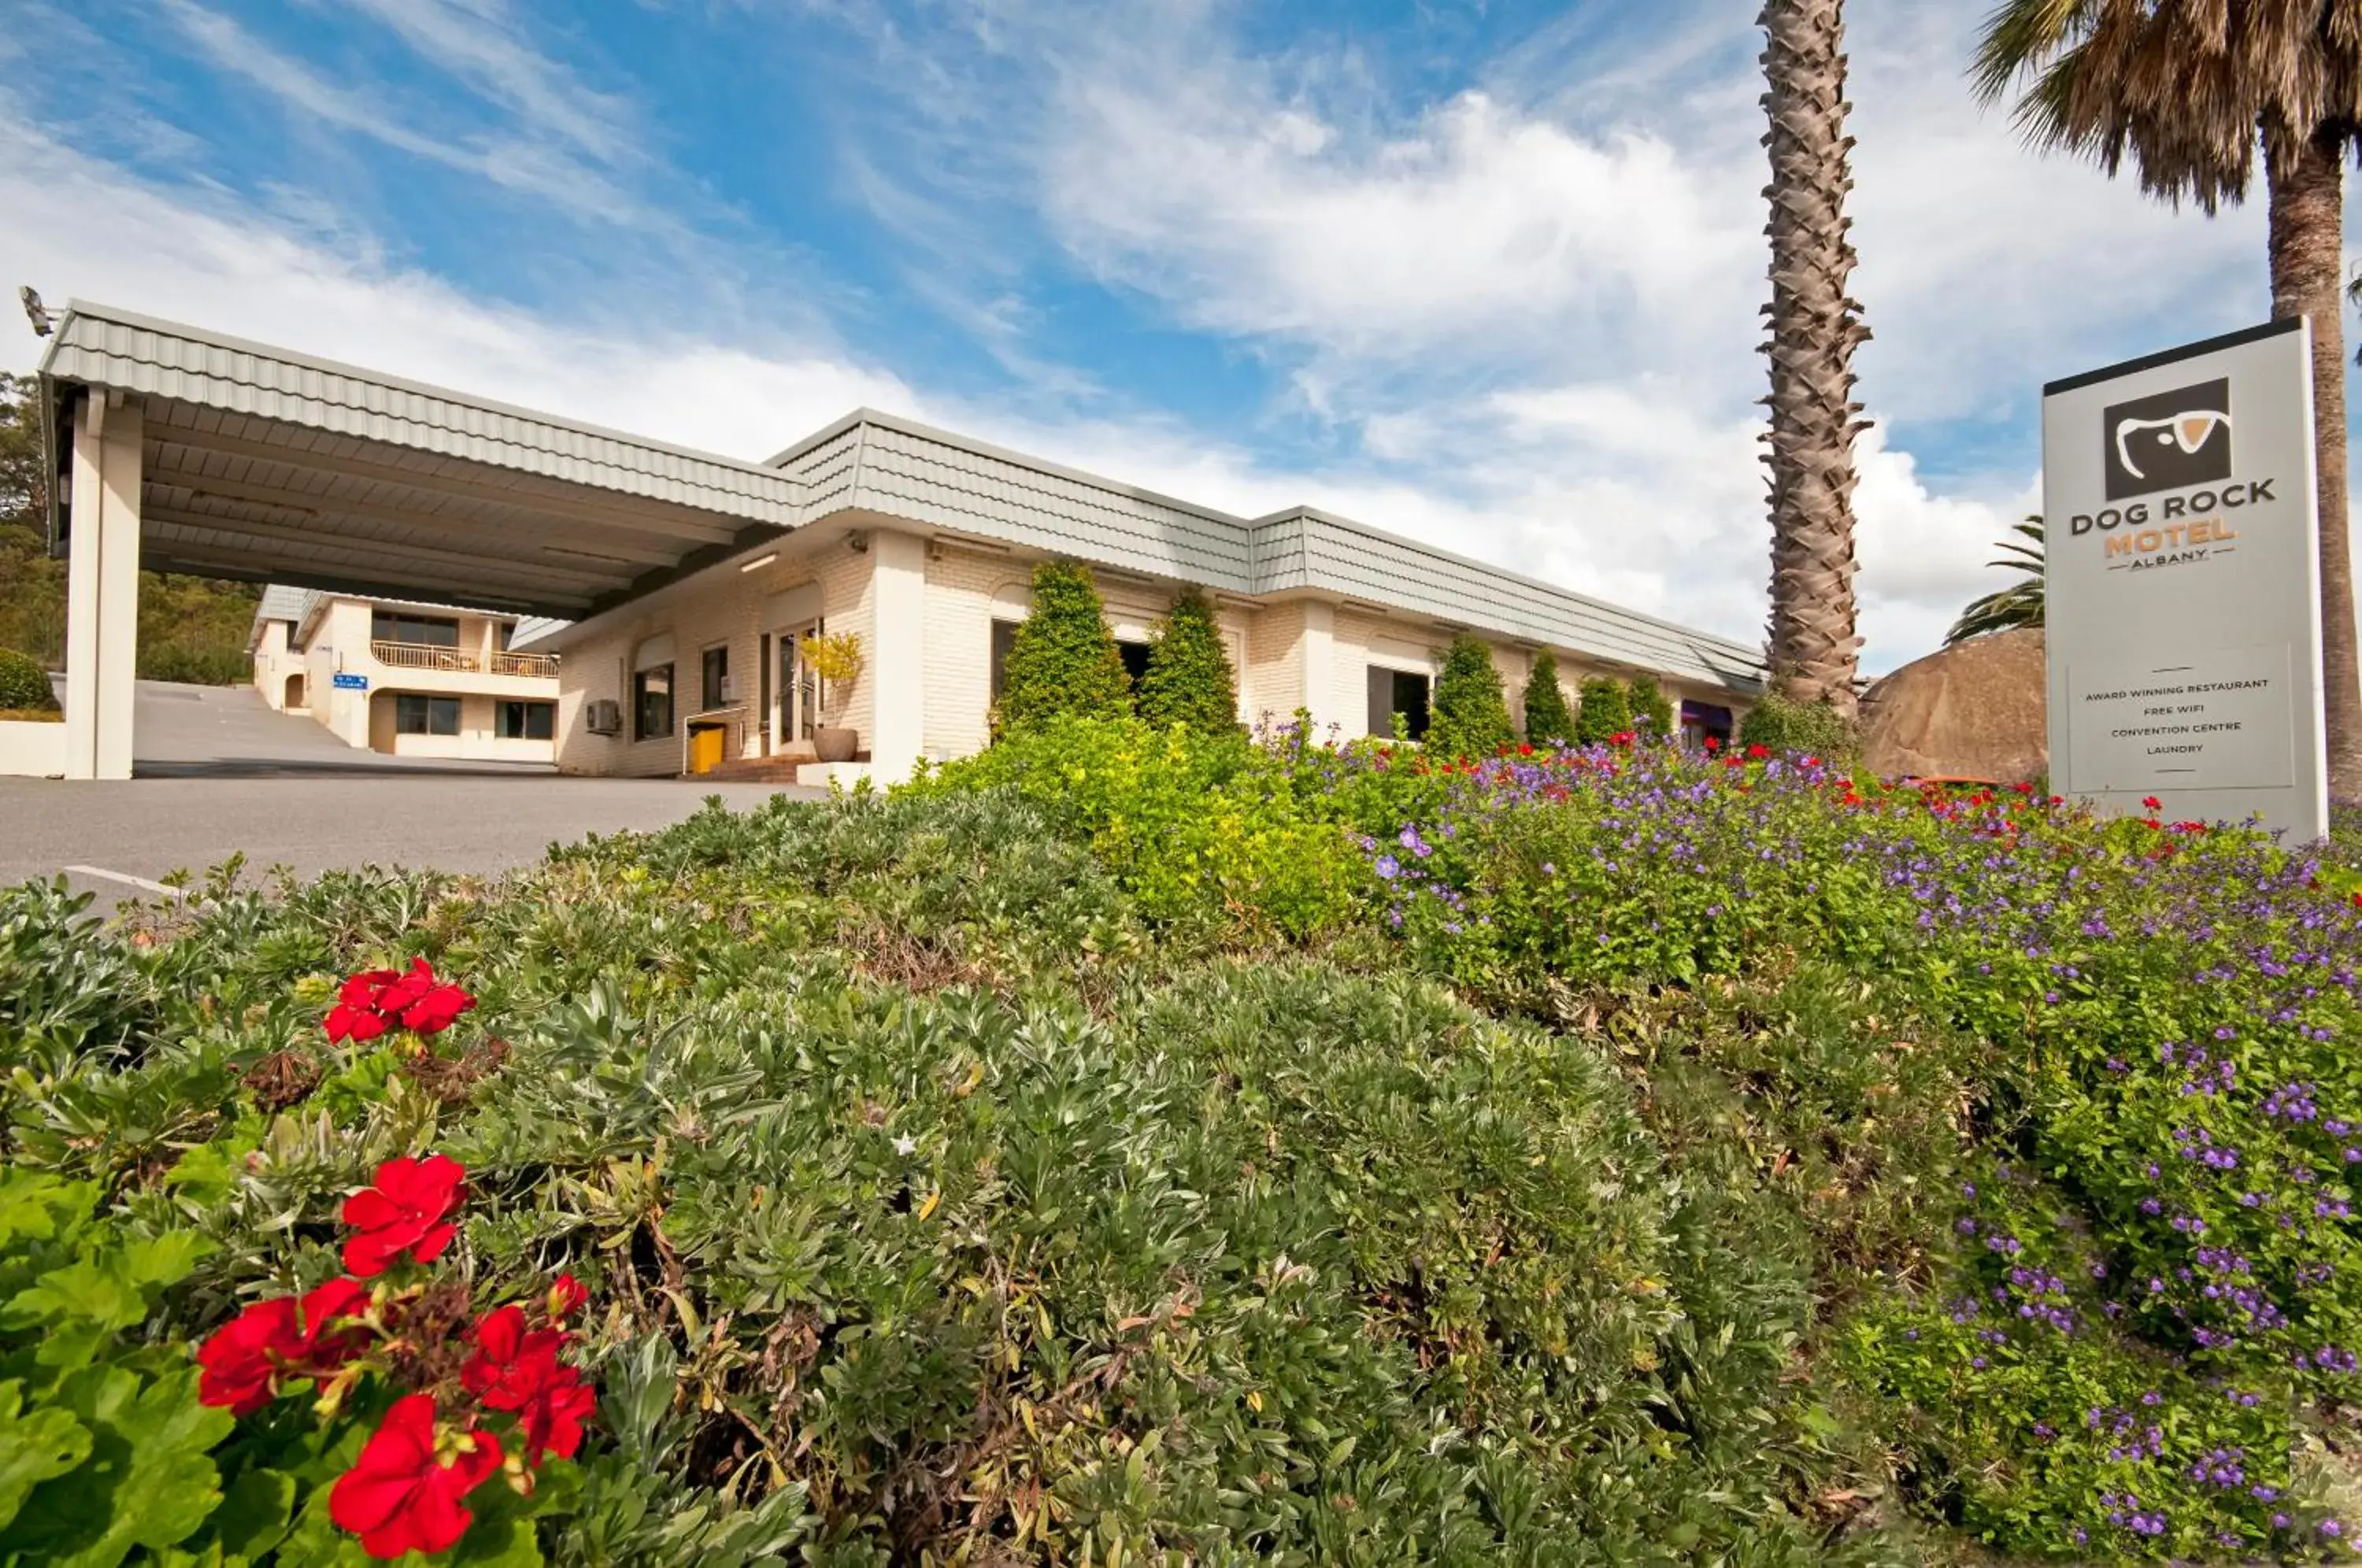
[394,693,461,737]
[700,643,731,712]
[633,664,675,741]
[372,612,461,649]
[1365,664,1431,741]
[496,700,555,741]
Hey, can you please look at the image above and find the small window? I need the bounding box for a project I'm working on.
[497,701,555,740]
[702,645,730,711]
[1117,639,1152,687]
[989,619,1020,702]
[1680,701,1734,748]
[635,664,674,741]
[494,622,515,651]
[394,694,461,736]
[1366,666,1430,741]
[372,612,460,649]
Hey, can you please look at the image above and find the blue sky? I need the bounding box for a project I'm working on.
[0,0,2316,668]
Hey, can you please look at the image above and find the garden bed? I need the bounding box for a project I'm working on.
[4,723,2361,1562]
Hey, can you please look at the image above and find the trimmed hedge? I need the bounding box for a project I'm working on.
[1424,633,1512,761]
[1737,691,1857,761]
[1135,588,1238,734]
[1572,675,1631,745]
[998,560,1130,731]
[1521,649,1575,745]
[0,645,56,711]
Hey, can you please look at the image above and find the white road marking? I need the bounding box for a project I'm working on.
[65,864,189,901]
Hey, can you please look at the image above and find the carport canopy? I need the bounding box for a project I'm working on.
[36,301,802,778]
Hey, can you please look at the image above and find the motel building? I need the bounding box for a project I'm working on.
[248,586,561,764]
[11,301,1763,783]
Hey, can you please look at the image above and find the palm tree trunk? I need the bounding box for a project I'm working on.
[2266,122,2362,801]
[1759,0,1868,716]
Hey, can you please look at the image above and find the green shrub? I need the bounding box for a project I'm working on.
[913,713,1357,939]
[1737,690,1857,761]
[998,560,1130,731]
[1572,675,1631,745]
[1423,632,1512,761]
[137,645,251,686]
[1520,649,1575,745]
[0,646,55,711]
[1626,675,1674,745]
[1135,587,1238,734]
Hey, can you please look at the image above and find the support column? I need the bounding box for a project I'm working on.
[1298,599,1338,738]
[62,394,143,781]
[867,529,927,784]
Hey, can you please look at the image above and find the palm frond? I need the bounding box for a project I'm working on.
[1946,516,2046,645]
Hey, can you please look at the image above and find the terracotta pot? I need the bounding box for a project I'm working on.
[813,726,858,764]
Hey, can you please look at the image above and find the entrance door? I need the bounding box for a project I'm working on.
[770,621,824,753]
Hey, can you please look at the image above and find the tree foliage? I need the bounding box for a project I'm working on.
[1738,691,1857,760]
[1573,675,1632,746]
[1946,516,2045,645]
[1135,588,1238,734]
[0,372,258,680]
[1423,633,1513,761]
[1521,650,1575,745]
[1627,675,1675,745]
[996,560,1129,731]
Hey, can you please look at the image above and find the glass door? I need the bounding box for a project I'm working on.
[772,620,825,752]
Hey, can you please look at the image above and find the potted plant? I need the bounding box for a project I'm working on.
[798,629,864,763]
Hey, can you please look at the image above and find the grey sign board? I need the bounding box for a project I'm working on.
[2042,317,2326,841]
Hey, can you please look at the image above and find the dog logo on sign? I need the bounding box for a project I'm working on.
[2103,378,2232,501]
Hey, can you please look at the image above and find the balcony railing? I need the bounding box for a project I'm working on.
[490,650,559,677]
[370,642,557,678]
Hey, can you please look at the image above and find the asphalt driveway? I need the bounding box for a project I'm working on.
[3,682,824,904]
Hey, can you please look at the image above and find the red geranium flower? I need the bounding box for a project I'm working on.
[195,1276,374,1415]
[1746,744,1769,760]
[326,1002,390,1045]
[197,1297,302,1415]
[461,1304,568,1411]
[329,1395,502,1559]
[326,959,476,1041]
[2142,795,2161,811]
[342,1155,466,1278]
[518,1373,596,1466]
[546,1274,589,1319]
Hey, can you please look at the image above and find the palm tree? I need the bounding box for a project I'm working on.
[1974,1,2362,797]
[1760,0,1871,716]
[1947,516,2045,645]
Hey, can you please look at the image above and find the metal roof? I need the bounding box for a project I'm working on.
[41,303,1761,690]
[762,409,1764,691]
[39,302,799,619]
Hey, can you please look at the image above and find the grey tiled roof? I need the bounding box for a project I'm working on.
[768,410,1764,692]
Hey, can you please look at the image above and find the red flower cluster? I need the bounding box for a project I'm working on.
[342,1154,465,1278]
[195,1153,595,1561]
[328,958,476,1044]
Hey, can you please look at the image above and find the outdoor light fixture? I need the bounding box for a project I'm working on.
[18,286,50,337]
[739,553,778,573]
[847,532,869,553]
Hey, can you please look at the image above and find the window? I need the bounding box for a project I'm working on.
[1366,666,1430,741]
[634,664,674,741]
[1680,701,1734,748]
[989,619,1020,702]
[394,694,461,736]
[702,645,730,711]
[494,622,515,651]
[372,612,459,649]
[496,701,554,741]
[1117,639,1152,687]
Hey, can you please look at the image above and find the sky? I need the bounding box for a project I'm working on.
[0,0,2323,670]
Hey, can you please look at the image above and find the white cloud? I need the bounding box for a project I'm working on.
[0,109,912,459]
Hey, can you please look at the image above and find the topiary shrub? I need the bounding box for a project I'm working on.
[1522,649,1575,746]
[1135,588,1238,734]
[0,646,57,712]
[1573,674,1631,745]
[1626,675,1675,745]
[1736,691,1857,761]
[997,560,1130,732]
[1424,633,1515,761]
